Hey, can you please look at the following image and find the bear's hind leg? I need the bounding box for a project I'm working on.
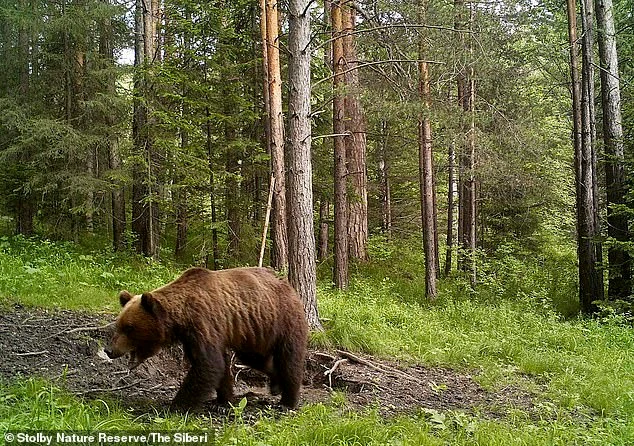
[236,352,280,396]
[274,340,306,408]
[171,346,225,412]
[215,351,235,404]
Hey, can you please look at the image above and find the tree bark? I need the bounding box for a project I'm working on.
[332,0,348,290]
[595,0,631,300]
[581,0,603,284]
[379,120,392,238]
[466,63,477,286]
[287,0,322,330]
[455,0,467,273]
[206,106,220,271]
[342,4,368,262]
[265,0,289,271]
[17,0,29,98]
[15,0,34,236]
[444,140,456,276]
[418,0,437,299]
[567,0,603,314]
[456,1,476,285]
[318,197,330,261]
[225,128,241,262]
[99,0,126,251]
[175,9,191,260]
[132,0,160,257]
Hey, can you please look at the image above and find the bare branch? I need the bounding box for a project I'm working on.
[14,350,49,357]
[314,59,443,88]
[46,322,115,339]
[313,24,472,53]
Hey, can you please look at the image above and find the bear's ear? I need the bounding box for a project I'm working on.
[141,292,163,317]
[119,290,133,307]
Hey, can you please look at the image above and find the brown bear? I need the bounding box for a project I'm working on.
[105,267,308,411]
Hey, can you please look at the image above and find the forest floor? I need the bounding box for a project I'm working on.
[0,305,538,420]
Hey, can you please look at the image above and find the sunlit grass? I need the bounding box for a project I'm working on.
[0,236,177,311]
[2,235,634,443]
[2,379,633,445]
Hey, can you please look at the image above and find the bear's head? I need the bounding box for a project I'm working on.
[105,290,168,369]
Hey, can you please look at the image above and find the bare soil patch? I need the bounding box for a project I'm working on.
[0,306,537,418]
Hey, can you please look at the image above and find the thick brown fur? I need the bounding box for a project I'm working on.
[106,267,309,411]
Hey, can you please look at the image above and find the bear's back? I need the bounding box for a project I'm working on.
[151,267,304,350]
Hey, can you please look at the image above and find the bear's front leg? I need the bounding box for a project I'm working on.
[214,351,235,404]
[171,346,224,412]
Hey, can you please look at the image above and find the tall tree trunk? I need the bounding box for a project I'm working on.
[596,0,631,300]
[175,10,191,260]
[581,0,603,283]
[332,0,348,289]
[174,144,188,259]
[318,197,329,261]
[15,0,34,236]
[444,140,456,276]
[379,119,392,238]
[225,128,241,262]
[132,0,159,257]
[287,0,322,330]
[108,139,125,251]
[206,106,220,271]
[466,64,477,286]
[456,0,476,284]
[265,0,289,271]
[457,4,477,286]
[342,5,368,262]
[455,0,467,273]
[567,0,603,314]
[418,0,437,299]
[17,0,29,98]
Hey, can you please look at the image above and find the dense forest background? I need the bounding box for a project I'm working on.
[1,0,633,318]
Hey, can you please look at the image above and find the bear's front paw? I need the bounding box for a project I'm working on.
[169,399,201,413]
[269,381,282,396]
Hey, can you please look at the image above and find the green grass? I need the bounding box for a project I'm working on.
[315,278,634,416]
[2,379,633,445]
[0,235,177,311]
[2,235,634,444]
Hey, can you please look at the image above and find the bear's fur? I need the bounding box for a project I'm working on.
[105,267,308,411]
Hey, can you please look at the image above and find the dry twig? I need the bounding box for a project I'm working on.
[324,358,348,388]
[335,350,425,386]
[14,350,49,357]
[46,322,115,339]
[313,352,336,361]
[77,380,141,396]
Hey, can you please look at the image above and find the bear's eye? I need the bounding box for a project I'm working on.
[123,323,135,334]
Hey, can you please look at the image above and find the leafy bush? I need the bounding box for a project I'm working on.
[0,235,177,310]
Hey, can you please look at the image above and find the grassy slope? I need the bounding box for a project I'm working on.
[1,236,634,444]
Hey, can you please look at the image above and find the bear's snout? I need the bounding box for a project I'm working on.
[104,347,123,359]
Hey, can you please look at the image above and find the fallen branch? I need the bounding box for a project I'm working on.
[335,350,425,386]
[313,352,336,361]
[129,383,165,396]
[14,350,49,357]
[324,358,348,389]
[46,321,115,339]
[77,380,141,396]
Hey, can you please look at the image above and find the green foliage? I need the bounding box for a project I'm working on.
[315,237,634,417]
[0,236,176,310]
[0,237,634,443]
[2,379,634,445]
[0,378,211,431]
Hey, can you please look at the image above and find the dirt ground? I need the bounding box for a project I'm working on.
[0,305,537,419]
